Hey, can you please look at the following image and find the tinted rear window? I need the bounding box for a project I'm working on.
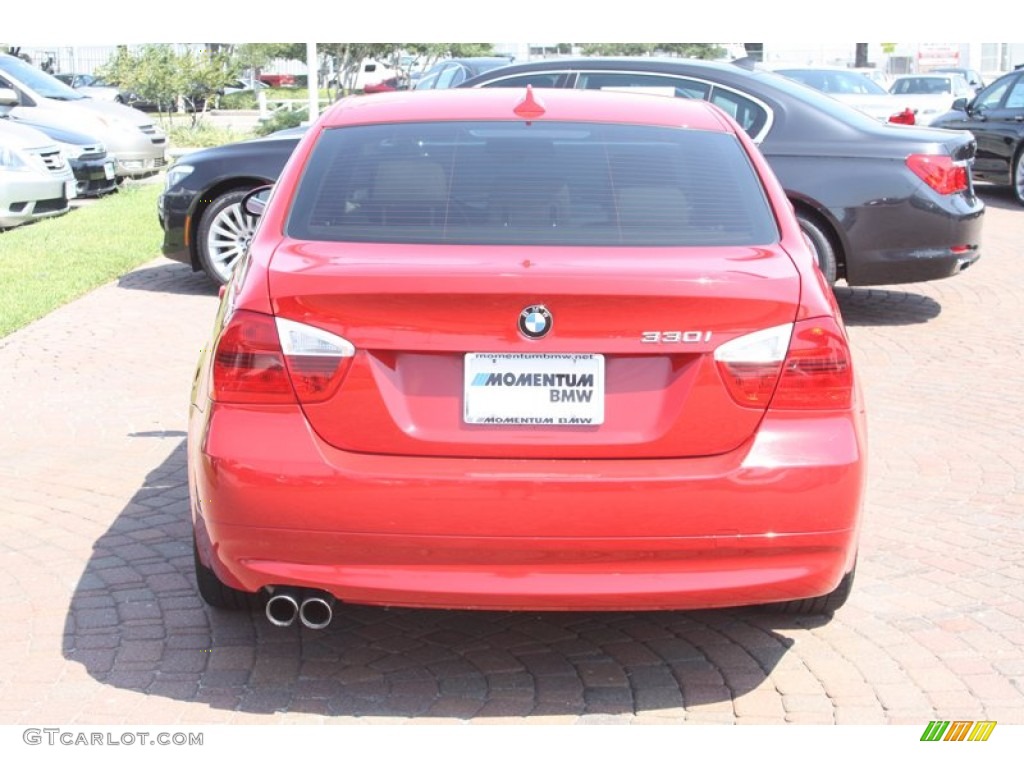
[286,121,778,247]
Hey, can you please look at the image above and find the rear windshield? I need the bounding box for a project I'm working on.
[286,120,778,247]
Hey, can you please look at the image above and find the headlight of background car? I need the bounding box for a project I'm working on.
[0,146,31,171]
[164,164,194,190]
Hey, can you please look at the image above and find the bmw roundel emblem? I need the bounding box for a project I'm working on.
[518,305,552,339]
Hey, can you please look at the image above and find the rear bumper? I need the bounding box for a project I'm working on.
[105,134,167,178]
[190,402,866,611]
[770,151,985,287]
[842,190,984,286]
[846,244,981,286]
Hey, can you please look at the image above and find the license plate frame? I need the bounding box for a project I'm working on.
[464,352,605,426]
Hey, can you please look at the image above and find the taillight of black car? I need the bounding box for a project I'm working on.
[906,154,969,195]
[888,108,916,125]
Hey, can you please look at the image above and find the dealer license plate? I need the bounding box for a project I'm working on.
[103,162,115,180]
[65,180,77,200]
[464,353,604,426]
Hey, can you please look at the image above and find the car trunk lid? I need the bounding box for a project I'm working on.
[267,240,802,459]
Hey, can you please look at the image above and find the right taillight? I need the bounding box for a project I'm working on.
[906,154,969,195]
[715,318,853,410]
[772,318,853,409]
[211,310,355,404]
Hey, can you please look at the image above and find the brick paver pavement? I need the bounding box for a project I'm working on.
[0,188,1022,725]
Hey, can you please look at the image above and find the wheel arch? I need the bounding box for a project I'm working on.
[787,197,848,280]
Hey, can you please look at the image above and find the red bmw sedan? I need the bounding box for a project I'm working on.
[188,87,866,629]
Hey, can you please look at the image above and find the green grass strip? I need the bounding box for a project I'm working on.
[0,183,163,338]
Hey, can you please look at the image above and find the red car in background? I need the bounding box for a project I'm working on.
[189,87,866,630]
[258,73,296,88]
[362,76,405,93]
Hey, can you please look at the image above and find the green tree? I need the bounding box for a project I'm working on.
[231,43,306,79]
[317,43,391,94]
[98,44,238,126]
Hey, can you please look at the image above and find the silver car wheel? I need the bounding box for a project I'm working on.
[198,190,258,285]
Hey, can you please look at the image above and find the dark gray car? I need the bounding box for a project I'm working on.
[462,57,985,286]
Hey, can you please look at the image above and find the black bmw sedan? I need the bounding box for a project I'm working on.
[462,58,985,287]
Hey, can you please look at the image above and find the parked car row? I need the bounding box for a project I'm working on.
[0,85,120,230]
[0,54,167,181]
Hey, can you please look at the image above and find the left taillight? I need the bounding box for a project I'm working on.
[211,310,355,404]
[906,154,969,195]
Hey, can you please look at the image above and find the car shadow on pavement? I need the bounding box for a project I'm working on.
[116,262,220,297]
[60,440,829,721]
[834,287,942,327]
[976,185,1023,211]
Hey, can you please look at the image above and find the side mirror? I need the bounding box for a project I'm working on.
[951,97,969,112]
[242,185,272,217]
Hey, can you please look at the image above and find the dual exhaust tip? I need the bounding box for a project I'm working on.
[265,589,335,629]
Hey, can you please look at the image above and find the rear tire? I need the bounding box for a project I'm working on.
[767,561,856,616]
[193,535,259,610]
[796,212,838,284]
